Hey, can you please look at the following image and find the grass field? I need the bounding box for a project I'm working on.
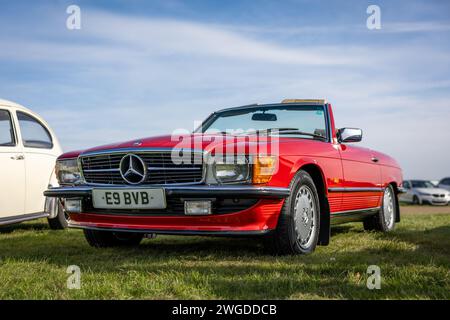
[0,205,449,299]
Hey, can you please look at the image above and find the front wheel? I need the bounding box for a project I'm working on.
[363,185,397,232]
[83,229,144,248]
[265,170,320,255]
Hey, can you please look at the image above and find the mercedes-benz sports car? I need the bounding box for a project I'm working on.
[44,99,404,255]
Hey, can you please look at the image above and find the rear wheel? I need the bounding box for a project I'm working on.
[363,185,396,232]
[83,229,144,248]
[265,170,320,255]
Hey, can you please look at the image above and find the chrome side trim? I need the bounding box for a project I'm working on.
[330,207,380,225]
[328,187,384,193]
[331,206,380,216]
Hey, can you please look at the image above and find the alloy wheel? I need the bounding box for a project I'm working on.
[293,185,317,249]
[383,187,395,229]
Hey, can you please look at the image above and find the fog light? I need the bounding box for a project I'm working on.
[64,198,82,213]
[184,200,212,215]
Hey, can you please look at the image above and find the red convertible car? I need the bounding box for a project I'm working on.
[45,99,403,254]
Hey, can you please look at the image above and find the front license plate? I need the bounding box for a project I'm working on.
[92,189,166,209]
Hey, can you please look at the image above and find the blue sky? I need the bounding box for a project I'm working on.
[0,0,449,179]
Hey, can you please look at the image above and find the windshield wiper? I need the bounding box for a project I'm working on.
[246,128,326,140]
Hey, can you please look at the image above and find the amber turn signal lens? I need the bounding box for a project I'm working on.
[253,156,277,184]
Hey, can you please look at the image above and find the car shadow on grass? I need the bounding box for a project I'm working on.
[0,223,448,262]
[0,221,49,234]
[374,224,450,256]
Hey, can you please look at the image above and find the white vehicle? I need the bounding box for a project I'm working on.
[0,99,67,228]
[437,177,450,192]
[399,179,450,205]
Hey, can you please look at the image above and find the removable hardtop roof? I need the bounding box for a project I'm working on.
[215,99,327,114]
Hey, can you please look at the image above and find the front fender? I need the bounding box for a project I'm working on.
[289,157,322,180]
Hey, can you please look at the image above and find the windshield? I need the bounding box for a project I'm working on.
[200,105,327,140]
[411,180,435,188]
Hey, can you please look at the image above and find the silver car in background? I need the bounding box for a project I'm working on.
[399,180,450,205]
[438,177,450,192]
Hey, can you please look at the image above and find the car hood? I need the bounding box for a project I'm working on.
[414,187,448,194]
[58,133,294,159]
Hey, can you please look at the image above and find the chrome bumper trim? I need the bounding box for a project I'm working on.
[69,223,274,237]
[44,185,291,199]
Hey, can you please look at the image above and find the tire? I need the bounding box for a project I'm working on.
[265,170,320,255]
[412,195,420,205]
[47,200,69,230]
[363,185,396,232]
[83,229,144,248]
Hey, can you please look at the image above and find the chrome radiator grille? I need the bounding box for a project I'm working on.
[80,151,204,185]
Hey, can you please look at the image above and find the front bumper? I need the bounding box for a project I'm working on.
[44,185,289,234]
[420,195,448,205]
[44,185,290,199]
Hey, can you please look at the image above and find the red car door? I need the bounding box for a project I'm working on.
[338,144,383,211]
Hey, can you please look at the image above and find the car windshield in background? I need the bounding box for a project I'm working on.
[201,106,327,140]
[411,180,435,188]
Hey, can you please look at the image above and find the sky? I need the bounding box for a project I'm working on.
[0,0,449,180]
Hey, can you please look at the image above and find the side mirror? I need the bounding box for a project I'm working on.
[338,128,363,143]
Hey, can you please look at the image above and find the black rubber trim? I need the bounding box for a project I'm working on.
[328,187,383,193]
[69,223,274,237]
[44,188,92,197]
[330,207,380,225]
[44,185,290,199]
[331,207,380,217]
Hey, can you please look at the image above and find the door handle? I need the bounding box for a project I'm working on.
[10,154,25,160]
[371,157,379,163]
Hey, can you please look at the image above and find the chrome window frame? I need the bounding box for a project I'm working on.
[196,103,331,143]
[16,110,54,149]
[0,108,17,147]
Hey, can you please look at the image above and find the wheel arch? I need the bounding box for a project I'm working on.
[297,163,330,246]
[387,181,401,223]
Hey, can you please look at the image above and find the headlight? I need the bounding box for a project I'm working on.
[55,159,82,185]
[418,191,431,196]
[206,154,277,184]
[212,155,250,184]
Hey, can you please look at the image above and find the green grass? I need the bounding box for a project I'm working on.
[0,213,449,299]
